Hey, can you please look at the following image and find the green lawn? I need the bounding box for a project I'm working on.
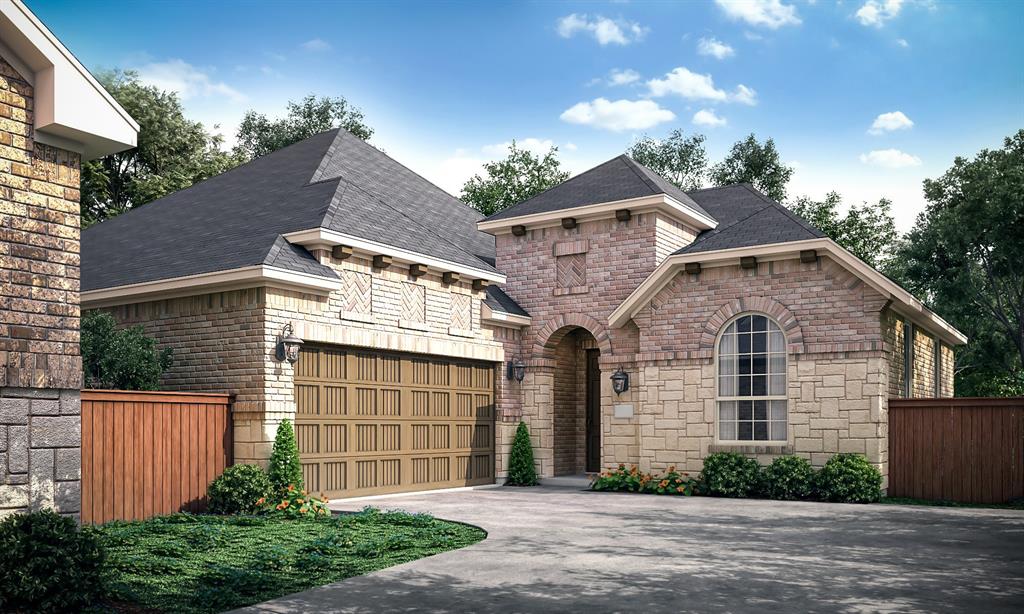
[879,496,1024,511]
[93,508,486,613]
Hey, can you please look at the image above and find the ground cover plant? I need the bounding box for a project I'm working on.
[590,464,697,495]
[95,508,485,613]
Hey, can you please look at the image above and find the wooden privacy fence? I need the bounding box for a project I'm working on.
[888,397,1024,503]
[81,390,233,524]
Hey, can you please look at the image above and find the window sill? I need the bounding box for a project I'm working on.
[398,319,430,331]
[340,311,375,324]
[553,285,588,296]
[709,443,793,455]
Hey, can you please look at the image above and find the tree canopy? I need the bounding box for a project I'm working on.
[233,94,373,161]
[460,142,569,216]
[81,70,237,227]
[789,192,898,268]
[626,130,708,191]
[710,134,794,203]
[889,130,1024,395]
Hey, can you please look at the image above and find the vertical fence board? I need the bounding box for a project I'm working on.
[80,390,233,524]
[889,398,1024,504]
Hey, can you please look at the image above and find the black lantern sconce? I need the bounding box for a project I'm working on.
[507,357,526,383]
[275,322,304,364]
[611,367,630,395]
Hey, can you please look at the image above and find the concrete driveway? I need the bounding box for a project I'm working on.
[239,480,1024,613]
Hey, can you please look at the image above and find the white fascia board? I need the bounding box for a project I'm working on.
[481,303,531,328]
[81,265,341,309]
[476,194,718,235]
[607,237,967,346]
[284,227,507,284]
[1,0,138,160]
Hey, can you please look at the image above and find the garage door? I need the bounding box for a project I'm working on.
[293,345,496,498]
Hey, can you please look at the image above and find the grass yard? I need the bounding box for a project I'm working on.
[93,508,485,613]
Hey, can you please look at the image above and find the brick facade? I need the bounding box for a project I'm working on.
[0,56,83,517]
[883,309,955,399]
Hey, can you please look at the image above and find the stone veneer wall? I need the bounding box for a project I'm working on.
[0,57,83,517]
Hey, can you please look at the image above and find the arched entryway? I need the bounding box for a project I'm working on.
[550,327,601,475]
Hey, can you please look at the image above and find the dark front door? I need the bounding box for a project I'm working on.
[585,349,601,472]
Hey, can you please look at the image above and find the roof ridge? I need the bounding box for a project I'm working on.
[738,183,825,237]
[333,175,497,272]
[684,200,776,250]
[482,154,625,221]
[619,155,663,196]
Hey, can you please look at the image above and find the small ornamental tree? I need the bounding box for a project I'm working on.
[506,421,539,486]
[267,420,304,494]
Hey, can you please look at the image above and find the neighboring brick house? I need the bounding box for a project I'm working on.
[0,0,137,516]
[82,131,963,498]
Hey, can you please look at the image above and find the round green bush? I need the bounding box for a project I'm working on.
[0,509,105,613]
[815,454,883,503]
[207,464,273,514]
[760,455,816,500]
[699,452,761,497]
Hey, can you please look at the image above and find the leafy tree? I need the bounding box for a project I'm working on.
[81,70,238,227]
[789,192,898,267]
[506,422,539,486]
[267,419,304,493]
[81,311,173,390]
[626,129,708,190]
[710,134,794,202]
[890,130,1024,396]
[233,94,373,161]
[461,142,569,216]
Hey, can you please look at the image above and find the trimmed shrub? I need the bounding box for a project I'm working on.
[699,452,761,498]
[81,310,173,390]
[0,509,105,613]
[207,464,273,514]
[816,454,883,503]
[268,420,304,494]
[506,421,539,486]
[760,455,816,500]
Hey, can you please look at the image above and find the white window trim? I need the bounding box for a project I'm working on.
[714,312,789,445]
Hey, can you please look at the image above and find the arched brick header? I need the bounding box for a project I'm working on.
[533,313,614,359]
[699,297,805,354]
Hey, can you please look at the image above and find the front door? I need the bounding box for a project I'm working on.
[585,349,601,472]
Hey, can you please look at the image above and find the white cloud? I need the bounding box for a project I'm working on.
[692,109,727,127]
[564,142,578,151]
[301,38,332,51]
[608,68,641,86]
[897,38,910,48]
[715,0,802,29]
[697,37,736,59]
[560,98,675,131]
[855,0,904,27]
[647,67,757,105]
[732,84,758,106]
[481,138,557,157]
[744,31,765,41]
[556,13,648,45]
[135,59,246,103]
[859,148,922,168]
[868,111,914,135]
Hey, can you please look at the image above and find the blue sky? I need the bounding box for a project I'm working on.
[32,0,1024,230]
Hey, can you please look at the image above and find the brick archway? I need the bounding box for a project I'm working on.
[699,297,805,354]
[533,313,614,360]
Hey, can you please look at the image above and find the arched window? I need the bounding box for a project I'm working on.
[717,314,787,442]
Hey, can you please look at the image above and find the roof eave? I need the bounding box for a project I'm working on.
[477,193,718,235]
[481,303,532,328]
[81,265,340,309]
[608,237,968,346]
[284,227,506,284]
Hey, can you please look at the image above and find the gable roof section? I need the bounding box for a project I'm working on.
[483,285,529,317]
[482,155,711,223]
[678,183,825,254]
[82,129,499,298]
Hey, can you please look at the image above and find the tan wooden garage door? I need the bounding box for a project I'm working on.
[293,345,495,498]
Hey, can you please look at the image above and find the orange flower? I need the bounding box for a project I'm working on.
[675,478,682,484]
[299,508,307,514]
[677,486,685,493]
[296,498,304,504]
[321,497,329,503]
[659,480,669,488]
[281,500,289,508]
[288,484,296,492]
[256,497,266,505]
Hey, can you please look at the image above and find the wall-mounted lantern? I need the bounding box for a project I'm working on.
[507,357,526,383]
[611,367,630,395]
[275,322,304,364]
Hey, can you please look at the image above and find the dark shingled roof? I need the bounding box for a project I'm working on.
[484,285,529,317]
[82,129,497,292]
[483,155,710,222]
[676,184,825,255]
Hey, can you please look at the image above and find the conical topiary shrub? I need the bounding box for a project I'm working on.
[506,421,539,486]
[268,419,304,493]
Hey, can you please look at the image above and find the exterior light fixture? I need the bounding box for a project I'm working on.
[611,367,630,395]
[275,323,304,364]
[507,357,526,383]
